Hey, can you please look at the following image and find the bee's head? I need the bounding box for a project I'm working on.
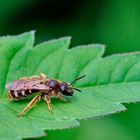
[59,82,73,96]
[59,75,86,96]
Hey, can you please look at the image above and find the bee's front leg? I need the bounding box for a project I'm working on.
[58,92,69,103]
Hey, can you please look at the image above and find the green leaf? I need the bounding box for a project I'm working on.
[1,31,140,139]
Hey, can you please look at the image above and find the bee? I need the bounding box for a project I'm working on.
[6,73,85,117]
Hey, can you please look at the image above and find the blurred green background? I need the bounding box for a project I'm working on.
[1,0,140,140]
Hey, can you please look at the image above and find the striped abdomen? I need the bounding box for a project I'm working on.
[8,89,38,100]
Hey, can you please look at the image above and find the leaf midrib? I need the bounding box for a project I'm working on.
[1,81,140,100]
[79,81,140,89]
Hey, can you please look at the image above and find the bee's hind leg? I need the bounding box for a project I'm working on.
[20,77,29,80]
[17,95,41,117]
[30,76,41,79]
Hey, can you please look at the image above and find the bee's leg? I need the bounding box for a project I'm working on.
[20,77,29,80]
[17,95,41,117]
[44,94,53,113]
[30,76,40,79]
[58,92,69,103]
[40,72,47,79]
[8,92,14,101]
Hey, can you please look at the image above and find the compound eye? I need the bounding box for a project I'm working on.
[48,80,59,89]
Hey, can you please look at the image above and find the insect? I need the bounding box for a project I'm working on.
[6,73,85,117]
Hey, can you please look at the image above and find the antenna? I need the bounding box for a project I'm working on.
[70,75,86,86]
[72,87,81,92]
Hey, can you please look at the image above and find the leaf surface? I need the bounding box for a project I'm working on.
[0,32,140,139]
